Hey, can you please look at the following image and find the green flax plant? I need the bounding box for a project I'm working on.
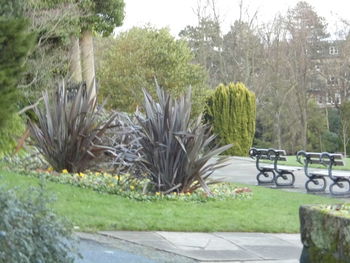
[135,85,232,195]
[29,82,116,172]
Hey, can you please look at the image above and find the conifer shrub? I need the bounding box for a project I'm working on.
[204,83,256,156]
[0,17,34,127]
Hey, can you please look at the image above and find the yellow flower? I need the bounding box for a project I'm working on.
[62,169,69,174]
[155,192,160,196]
[95,172,101,176]
[186,192,191,196]
[47,167,53,172]
[79,172,85,177]
[130,185,135,190]
[108,183,115,187]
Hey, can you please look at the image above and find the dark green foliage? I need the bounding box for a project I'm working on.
[79,0,125,35]
[135,85,232,194]
[328,108,340,134]
[0,114,25,157]
[0,0,24,17]
[204,83,256,156]
[307,100,328,152]
[0,17,34,127]
[322,131,340,153]
[29,82,116,172]
[306,102,342,153]
[0,183,77,263]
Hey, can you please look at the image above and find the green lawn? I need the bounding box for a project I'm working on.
[0,169,345,233]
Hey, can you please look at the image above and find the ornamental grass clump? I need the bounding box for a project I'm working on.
[29,82,116,172]
[135,85,232,195]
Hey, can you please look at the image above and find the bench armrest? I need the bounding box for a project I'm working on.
[249,147,258,159]
[296,150,307,165]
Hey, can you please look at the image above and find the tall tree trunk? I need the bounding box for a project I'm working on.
[343,129,347,157]
[275,111,282,149]
[301,107,308,149]
[80,30,96,101]
[69,35,82,83]
[325,107,329,131]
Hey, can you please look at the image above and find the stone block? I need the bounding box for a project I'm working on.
[300,204,350,263]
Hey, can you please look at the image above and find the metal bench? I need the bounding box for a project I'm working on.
[297,151,348,196]
[249,148,301,187]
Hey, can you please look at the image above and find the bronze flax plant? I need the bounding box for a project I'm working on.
[135,85,232,195]
[29,82,116,172]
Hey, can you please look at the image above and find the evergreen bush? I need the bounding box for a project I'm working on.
[204,83,256,156]
[0,183,78,262]
[0,114,25,157]
[0,16,34,127]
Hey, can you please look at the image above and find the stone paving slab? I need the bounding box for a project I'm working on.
[204,260,299,263]
[98,231,302,262]
[177,249,261,261]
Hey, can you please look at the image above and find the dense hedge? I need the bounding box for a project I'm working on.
[205,83,256,156]
[0,17,34,127]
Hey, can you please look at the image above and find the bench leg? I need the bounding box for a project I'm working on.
[257,170,275,185]
[329,178,350,196]
[275,171,295,187]
[305,176,327,192]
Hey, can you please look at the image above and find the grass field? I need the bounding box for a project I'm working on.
[0,169,344,233]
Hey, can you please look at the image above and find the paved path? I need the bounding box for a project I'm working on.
[212,157,306,190]
[76,238,157,263]
[212,156,338,196]
[77,231,301,263]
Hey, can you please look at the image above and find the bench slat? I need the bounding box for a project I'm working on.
[329,154,343,160]
[309,170,329,176]
[305,152,322,158]
[323,160,344,166]
[276,165,302,172]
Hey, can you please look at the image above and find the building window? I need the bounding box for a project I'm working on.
[329,46,339,55]
[327,93,334,104]
[327,76,337,86]
[335,92,341,104]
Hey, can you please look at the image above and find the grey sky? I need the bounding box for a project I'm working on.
[116,0,350,36]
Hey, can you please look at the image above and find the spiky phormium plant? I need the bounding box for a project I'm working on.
[29,82,116,172]
[135,85,232,195]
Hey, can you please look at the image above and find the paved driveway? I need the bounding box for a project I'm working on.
[212,156,335,195]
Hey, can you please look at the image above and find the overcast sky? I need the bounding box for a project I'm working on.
[115,0,350,36]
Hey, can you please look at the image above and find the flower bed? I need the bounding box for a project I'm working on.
[18,168,252,202]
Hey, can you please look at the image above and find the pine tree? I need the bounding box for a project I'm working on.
[205,83,256,156]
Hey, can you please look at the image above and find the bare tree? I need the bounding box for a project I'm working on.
[284,1,328,149]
